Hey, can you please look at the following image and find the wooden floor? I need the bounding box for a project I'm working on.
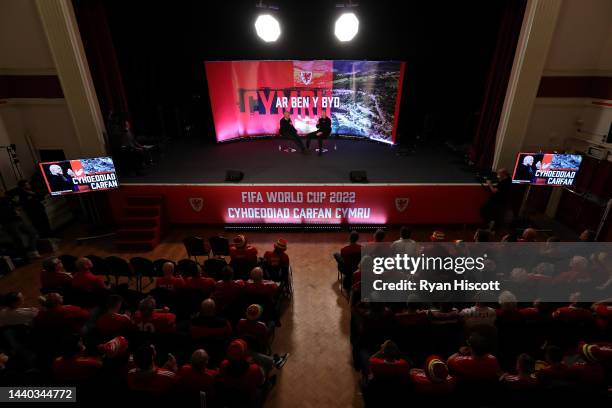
[0,225,377,407]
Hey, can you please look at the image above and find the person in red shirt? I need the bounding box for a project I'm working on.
[499,353,538,390]
[72,257,107,292]
[34,292,90,333]
[189,299,233,340]
[155,262,185,290]
[218,339,265,402]
[127,343,178,393]
[263,238,290,269]
[95,295,134,338]
[553,255,591,284]
[410,355,456,394]
[52,333,102,383]
[229,234,258,265]
[212,266,245,312]
[236,304,269,350]
[184,264,215,296]
[40,257,72,291]
[340,231,362,276]
[178,349,218,396]
[133,296,176,334]
[447,333,500,384]
[368,340,410,381]
[568,342,606,387]
[534,345,571,386]
[592,301,612,330]
[245,267,279,302]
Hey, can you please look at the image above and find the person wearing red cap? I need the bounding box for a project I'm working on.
[263,238,290,269]
[133,296,176,334]
[184,263,215,297]
[40,257,72,291]
[229,234,258,265]
[72,257,108,293]
[52,334,102,383]
[567,342,606,387]
[410,355,456,394]
[178,349,218,396]
[368,340,410,381]
[33,292,90,333]
[499,353,538,390]
[155,262,185,290]
[95,295,134,339]
[237,304,270,351]
[212,266,245,312]
[447,333,500,384]
[218,339,266,402]
[127,343,177,393]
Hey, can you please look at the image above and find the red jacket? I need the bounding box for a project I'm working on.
[447,353,500,383]
[34,305,90,333]
[53,355,102,382]
[72,271,106,292]
[410,369,456,394]
[230,245,258,265]
[369,357,410,379]
[156,276,185,290]
[178,364,218,394]
[128,367,177,393]
[133,311,176,333]
[40,269,73,289]
[96,312,134,337]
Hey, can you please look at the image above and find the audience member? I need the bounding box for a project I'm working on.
[156,262,184,290]
[72,257,107,292]
[40,257,72,291]
[0,291,38,327]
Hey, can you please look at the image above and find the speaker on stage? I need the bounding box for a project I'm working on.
[225,170,244,182]
[350,170,368,183]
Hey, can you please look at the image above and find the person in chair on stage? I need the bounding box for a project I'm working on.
[306,110,332,156]
[280,111,307,154]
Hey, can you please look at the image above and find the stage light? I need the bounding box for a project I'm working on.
[255,14,281,42]
[335,12,359,42]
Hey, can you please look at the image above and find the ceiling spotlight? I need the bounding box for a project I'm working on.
[255,14,281,42]
[335,12,359,42]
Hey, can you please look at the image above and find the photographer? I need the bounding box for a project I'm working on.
[480,168,512,230]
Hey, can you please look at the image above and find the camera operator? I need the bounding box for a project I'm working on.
[480,168,512,230]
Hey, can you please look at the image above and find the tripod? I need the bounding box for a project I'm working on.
[0,144,24,190]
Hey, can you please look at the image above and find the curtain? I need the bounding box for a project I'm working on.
[469,0,527,171]
[72,0,129,124]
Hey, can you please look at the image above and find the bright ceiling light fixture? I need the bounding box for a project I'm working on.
[335,12,359,42]
[255,14,281,42]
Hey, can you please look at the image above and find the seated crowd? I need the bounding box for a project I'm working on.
[0,235,291,407]
[339,227,612,406]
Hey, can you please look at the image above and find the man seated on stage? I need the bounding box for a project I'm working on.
[306,110,332,155]
[279,111,307,154]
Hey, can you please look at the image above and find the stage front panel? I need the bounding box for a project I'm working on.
[110,184,486,225]
[204,60,405,144]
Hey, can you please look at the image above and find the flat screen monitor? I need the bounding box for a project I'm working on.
[512,153,582,186]
[39,156,119,196]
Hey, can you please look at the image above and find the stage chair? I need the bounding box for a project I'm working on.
[86,254,110,280]
[177,258,199,278]
[183,236,207,262]
[129,256,154,292]
[58,254,77,273]
[105,256,135,287]
[208,235,230,256]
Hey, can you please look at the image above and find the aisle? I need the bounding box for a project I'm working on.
[263,237,363,408]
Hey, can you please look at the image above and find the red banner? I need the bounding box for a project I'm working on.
[110,184,487,225]
[204,60,404,144]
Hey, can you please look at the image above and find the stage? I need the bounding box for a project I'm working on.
[108,138,489,232]
[120,138,479,184]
